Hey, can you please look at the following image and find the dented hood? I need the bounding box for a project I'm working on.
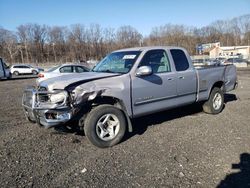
[39,72,119,91]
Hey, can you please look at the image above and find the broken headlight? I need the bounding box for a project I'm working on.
[49,91,68,104]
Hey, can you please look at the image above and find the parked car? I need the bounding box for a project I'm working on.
[225,58,247,64]
[205,59,222,66]
[37,64,90,83]
[0,58,11,80]
[10,64,44,76]
[22,46,237,148]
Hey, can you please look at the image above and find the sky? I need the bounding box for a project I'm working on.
[0,0,249,36]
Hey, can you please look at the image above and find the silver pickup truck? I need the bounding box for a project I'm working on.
[22,47,237,148]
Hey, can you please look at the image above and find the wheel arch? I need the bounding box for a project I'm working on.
[209,81,224,96]
[90,96,133,132]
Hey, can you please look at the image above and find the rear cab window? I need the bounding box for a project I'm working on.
[170,49,189,72]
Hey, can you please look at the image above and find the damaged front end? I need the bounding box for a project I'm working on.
[22,86,72,128]
[22,85,106,129]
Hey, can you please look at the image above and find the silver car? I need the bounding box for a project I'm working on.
[37,64,90,83]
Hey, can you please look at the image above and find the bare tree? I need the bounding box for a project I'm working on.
[116,26,142,48]
[0,28,18,64]
[48,26,68,62]
[17,24,31,63]
[68,24,88,61]
[88,24,103,59]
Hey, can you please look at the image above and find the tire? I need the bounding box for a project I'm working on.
[8,73,12,79]
[32,70,38,75]
[202,87,224,114]
[13,71,19,76]
[84,104,126,148]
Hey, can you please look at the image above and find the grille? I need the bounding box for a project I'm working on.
[38,86,47,91]
[37,86,49,102]
[38,94,49,102]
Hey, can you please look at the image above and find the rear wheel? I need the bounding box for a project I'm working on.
[84,105,126,148]
[13,71,19,76]
[203,87,224,114]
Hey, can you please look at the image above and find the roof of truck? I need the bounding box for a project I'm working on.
[114,46,185,52]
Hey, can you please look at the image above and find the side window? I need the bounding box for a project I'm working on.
[75,66,86,73]
[170,49,189,71]
[139,49,171,73]
[60,66,73,73]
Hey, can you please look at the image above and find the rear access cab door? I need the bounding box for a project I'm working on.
[169,49,197,103]
[131,48,197,117]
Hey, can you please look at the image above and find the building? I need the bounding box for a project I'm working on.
[209,46,250,60]
[197,42,250,60]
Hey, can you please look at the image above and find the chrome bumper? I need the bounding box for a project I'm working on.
[22,87,72,128]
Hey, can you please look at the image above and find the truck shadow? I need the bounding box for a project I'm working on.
[217,153,250,188]
[224,93,237,103]
[124,93,237,142]
[124,103,203,141]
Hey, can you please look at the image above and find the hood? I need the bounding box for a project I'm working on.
[39,72,119,91]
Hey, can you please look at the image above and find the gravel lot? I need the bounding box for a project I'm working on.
[0,69,250,188]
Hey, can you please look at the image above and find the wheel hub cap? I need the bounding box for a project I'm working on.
[213,93,222,110]
[96,114,120,141]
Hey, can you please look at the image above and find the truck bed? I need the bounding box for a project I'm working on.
[195,64,237,101]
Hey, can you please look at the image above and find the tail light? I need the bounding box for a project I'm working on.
[38,73,44,78]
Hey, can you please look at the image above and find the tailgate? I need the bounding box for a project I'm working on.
[224,64,237,92]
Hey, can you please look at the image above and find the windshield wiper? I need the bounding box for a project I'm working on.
[103,69,116,73]
[94,69,123,74]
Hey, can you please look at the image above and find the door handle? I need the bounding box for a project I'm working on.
[178,76,185,79]
[167,78,173,81]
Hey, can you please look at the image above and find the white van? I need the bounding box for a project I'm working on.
[0,58,11,80]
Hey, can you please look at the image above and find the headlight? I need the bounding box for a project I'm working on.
[50,91,68,104]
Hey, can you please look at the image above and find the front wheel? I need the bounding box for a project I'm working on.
[32,70,38,75]
[84,105,126,148]
[202,87,224,114]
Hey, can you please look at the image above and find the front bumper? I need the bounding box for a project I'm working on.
[22,87,72,128]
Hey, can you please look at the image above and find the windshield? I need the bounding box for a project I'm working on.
[93,51,141,73]
[47,65,61,72]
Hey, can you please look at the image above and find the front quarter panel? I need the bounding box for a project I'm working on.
[72,74,132,116]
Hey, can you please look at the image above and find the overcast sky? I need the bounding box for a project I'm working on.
[0,0,249,36]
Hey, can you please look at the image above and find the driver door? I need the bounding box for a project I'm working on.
[131,49,177,117]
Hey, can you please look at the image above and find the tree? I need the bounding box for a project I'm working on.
[0,28,18,64]
[116,26,142,48]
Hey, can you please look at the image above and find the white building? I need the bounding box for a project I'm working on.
[206,45,250,60]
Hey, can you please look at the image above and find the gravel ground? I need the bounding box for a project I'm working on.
[0,70,250,188]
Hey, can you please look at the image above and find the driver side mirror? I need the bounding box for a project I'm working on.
[135,66,152,76]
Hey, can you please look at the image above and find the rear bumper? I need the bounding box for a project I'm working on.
[22,87,72,128]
